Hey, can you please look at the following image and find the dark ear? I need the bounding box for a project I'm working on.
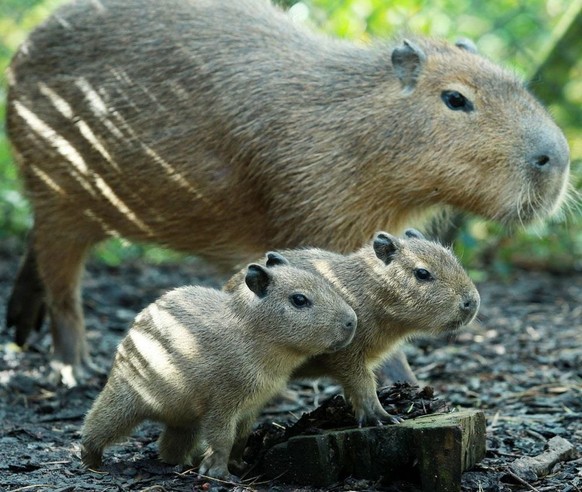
[245,264,272,298]
[404,228,426,240]
[391,39,426,93]
[455,38,478,54]
[373,232,398,265]
[266,251,289,268]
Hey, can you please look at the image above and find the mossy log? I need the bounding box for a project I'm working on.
[259,409,486,492]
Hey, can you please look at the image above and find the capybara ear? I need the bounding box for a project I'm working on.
[245,264,272,298]
[373,232,398,265]
[391,39,426,93]
[404,228,426,240]
[455,37,478,54]
[266,251,289,268]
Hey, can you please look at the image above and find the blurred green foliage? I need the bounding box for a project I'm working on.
[1,0,580,271]
[0,0,65,238]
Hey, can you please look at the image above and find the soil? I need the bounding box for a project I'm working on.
[0,237,580,492]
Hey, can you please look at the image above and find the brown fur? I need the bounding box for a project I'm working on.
[6,0,568,384]
[224,230,480,425]
[81,258,357,480]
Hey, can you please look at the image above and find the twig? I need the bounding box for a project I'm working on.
[175,468,256,489]
[245,469,287,486]
[10,486,52,492]
[196,472,255,489]
[486,410,500,432]
[504,468,541,492]
[175,466,196,477]
[524,428,547,441]
[491,450,522,458]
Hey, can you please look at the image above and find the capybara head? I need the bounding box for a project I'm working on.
[366,228,479,334]
[240,252,357,354]
[373,38,570,227]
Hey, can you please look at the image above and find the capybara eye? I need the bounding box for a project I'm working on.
[414,268,433,281]
[441,90,474,112]
[290,293,312,308]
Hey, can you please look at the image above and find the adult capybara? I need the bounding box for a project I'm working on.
[6,0,569,385]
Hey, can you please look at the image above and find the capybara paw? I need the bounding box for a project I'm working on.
[199,460,239,482]
[49,358,99,388]
[356,406,401,427]
[385,414,404,424]
[49,362,78,388]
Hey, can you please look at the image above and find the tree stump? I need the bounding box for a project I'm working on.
[259,409,486,492]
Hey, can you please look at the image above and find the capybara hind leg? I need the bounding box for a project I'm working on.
[33,226,101,387]
[378,349,419,385]
[81,389,142,469]
[7,236,46,346]
[158,425,202,465]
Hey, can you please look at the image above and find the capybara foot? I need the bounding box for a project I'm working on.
[49,357,100,388]
[199,455,239,482]
[81,444,103,470]
[356,404,402,427]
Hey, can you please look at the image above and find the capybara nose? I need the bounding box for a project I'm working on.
[344,312,357,332]
[529,150,568,172]
[339,312,357,347]
[528,131,570,173]
[531,154,550,168]
[460,294,479,322]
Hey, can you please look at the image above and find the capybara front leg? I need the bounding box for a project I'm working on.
[340,365,402,426]
[228,412,257,476]
[199,413,238,481]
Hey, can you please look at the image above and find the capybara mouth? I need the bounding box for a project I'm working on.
[512,199,545,225]
[326,334,355,353]
[506,173,570,226]
[443,319,466,332]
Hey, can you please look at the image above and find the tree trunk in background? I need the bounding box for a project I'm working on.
[530,0,582,106]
